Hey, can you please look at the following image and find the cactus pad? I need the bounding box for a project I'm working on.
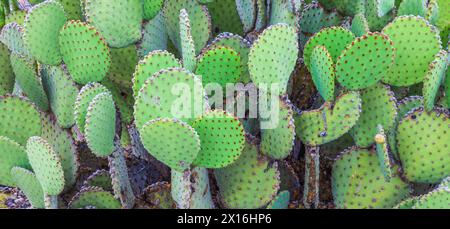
[382,16,442,86]
[139,118,200,172]
[179,9,197,72]
[74,83,109,134]
[69,186,121,209]
[299,3,341,34]
[351,13,369,37]
[336,33,395,90]
[107,45,139,90]
[0,43,14,95]
[267,190,290,209]
[26,136,65,195]
[142,0,163,20]
[23,1,67,65]
[191,110,245,168]
[59,20,111,85]
[413,188,450,209]
[248,24,298,94]
[397,0,427,17]
[10,167,44,208]
[0,136,30,187]
[56,0,82,20]
[0,23,30,57]
[397,107,450,183]
[84,0,142,48]
[422,50,448,111]
[85,92,116,157]
[206,0,244,35]
[138,13,168,58]
[309,45,335,101]
[375,125,393,181]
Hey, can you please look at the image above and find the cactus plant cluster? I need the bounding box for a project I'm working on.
[0,0,448,210]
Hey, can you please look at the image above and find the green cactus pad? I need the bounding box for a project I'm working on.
[107,45,138,90]
[210,33,251,83]
[351,13,369,37]
[349,84,397,148]
[394,196,420,209]
[299,3,341,34]
[0,95,42,145]
[74,83,109,134]
[267,190,290,209]
[397,107,450,183]
[0,136,30,187]
[132,50,182,97]
[268,0,296,27]
[248,24,298,94]
[10,53,49,111]
[376,0,395,17]
[413,188,450,209]
[334,0,365,16]
[397,0,426,17]
[69,186,121,209]
[59,20,111,85]
[191,110,245,168]
[382,16,442,86]
[261,98,295,160]
[10,167,44,208]
[310,45,335,101]
[303,27,355,72]
[375,125,393,181]
[255,0,267,31]
[0,23,30,57]
[163,0,211,55]
[0,43,14,95]
[84,170,112,191]
[332,148,410,209]
[137,13,168,58]
[109,148,135,209]
[56,0,82,20]
[365,0,395,31]
[423,50,448,111]
[84,92,116,157]
[179,9,197,72]
[84,0,142,48]
[26,136,65,195]
[40,65,78,128]
[134,67,205,129]
[41,114,78,189]
[295,91,361,146]
[101,79,134,124]
[336,33,395,90]
[196,46,242,89]
[206,0,244,35]
[215,140,280,209]
[235,0,256,33]
[140,118,200,172]
[142,0,163,20]
[23,1,67,65]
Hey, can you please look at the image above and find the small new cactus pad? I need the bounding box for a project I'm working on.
[84,170,112,191]
[268,0,296,27]
[351,13,369,37]
[365,0,395,31]
[303,27,355,72]
[413,187,450,209]
[423,50,448,111]
[179,9,197,72]
[210,33,251,83]
[26,136,65,195]
[336,33,395,90]
[382,16,442,86]
[261,98,296,160]
[84,0,142,48]
[40,65,78,128]
[59,20,111,85]
[0,23,30,57]
[139,118,200,172]
[142,0,163,20]
[134,67,205,129]
[0,136,30,187]
[266,190,290,209]
[186,167,214,209]
[74,83,109,134]
[235,0,256,33]
[206,0,244,35]
[107,45,139,90]
[332,148,410,209]
[0,95,42,146]
[138,13,168,58]
[248,24,298,94]
[376,0,395,17]
[10,53,49,111]
[41,114,78,189]
[195,46,242,89]
[109,148,135,209]
[23,1,67,65]
[0,43,14,95]
[56,0,82,20]
[295,91,362,146]
[10,167,44,208]
[137,182,175,209]
[299,3,341,34]
[215,140,280,209]
[132,50,182,97]
[163,0,211,55]
[394,196,420,209]
[309,45,335,101]
[375,125,393,181]
[397,107,450,183]
[69,186,121,209]
[84,92,116,157]
[350,84,397,148]
[397,0,427,17]
[191,110,245,168]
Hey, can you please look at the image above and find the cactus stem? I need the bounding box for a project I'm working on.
[303,146,320,209]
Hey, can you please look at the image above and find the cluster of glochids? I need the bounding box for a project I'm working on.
[0,0,448,209]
